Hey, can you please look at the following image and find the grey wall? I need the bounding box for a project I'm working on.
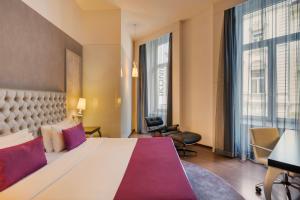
[0,0,82,92]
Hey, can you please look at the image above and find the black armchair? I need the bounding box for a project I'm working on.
[144,117,179,136]
[144,116,202,156]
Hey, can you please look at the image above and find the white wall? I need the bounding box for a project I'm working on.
[120,11,133,138]
[22,0,133,138]
[82,10,121,45]
[181,5,214,146]
[80,10,124,137]
[22,0,85,43]
[82,44,121,137]
[80,9,133,138]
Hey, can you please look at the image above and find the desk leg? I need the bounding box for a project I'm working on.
[264,166,282,200]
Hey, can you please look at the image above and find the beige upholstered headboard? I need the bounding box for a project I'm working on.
[0,89,66,136]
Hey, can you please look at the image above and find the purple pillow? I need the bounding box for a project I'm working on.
[62,123,86,151]
[0,137,47,191]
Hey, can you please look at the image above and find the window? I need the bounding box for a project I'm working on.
[276,41,300,119]
[146,34,170,122]
[251,69,266,94]
[157,43,169,111]
[242,47,268,117]
[241,0,300,121]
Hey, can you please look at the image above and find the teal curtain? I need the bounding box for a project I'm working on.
[137,44,148,133]
[216,7,237,157]
[167,33,173,126]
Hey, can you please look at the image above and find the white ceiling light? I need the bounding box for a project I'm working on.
[132,24,138,78]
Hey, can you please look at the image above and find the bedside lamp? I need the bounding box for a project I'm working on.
[77,98,86,115]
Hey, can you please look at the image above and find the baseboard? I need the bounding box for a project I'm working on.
[194,143,213,150]
[215,148,235,158]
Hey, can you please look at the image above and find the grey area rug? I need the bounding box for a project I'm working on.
[182,160,245,200]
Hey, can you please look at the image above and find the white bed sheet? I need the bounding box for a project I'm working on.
[0,138,137,200]
[45,151,66,164]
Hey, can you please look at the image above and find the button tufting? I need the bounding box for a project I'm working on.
[0,89,66,136]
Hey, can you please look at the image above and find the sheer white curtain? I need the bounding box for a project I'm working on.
[146,34,170,124]
[234,0,300,159]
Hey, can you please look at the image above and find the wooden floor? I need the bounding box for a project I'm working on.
[131,133,300,200]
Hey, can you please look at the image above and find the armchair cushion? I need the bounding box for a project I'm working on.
[145,117,164,127]
[170,132,202,145]
[182,132,201,145]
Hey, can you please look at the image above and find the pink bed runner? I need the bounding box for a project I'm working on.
[114,137,197,200]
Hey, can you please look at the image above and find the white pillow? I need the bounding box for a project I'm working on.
[41,119,77,152]
[0,129,34,149]
[51,119,78,152]
[41,125,54,153]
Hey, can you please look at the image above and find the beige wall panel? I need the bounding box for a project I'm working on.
[82,45,121,138]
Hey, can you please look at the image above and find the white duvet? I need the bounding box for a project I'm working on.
[0,138,137,200]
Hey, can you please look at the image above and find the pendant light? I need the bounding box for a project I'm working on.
[132,24,138,78]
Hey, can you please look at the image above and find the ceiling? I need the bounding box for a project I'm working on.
[75,0,218,40]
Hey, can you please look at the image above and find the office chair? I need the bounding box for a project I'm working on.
[250,128,300,199]
[144,116,201,156]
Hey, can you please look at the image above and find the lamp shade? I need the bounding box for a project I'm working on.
[132,61,138,78]
[77,98,86,110]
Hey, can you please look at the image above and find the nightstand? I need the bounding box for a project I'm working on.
[84,126,102,138]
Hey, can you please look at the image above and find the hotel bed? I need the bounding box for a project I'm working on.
[0,89,196,200]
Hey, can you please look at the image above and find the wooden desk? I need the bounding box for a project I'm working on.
[264,131,300,199]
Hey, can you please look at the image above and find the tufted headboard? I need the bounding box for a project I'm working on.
[0,89,66,136]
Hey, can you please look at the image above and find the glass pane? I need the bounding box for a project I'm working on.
[157,65,168,110]
[157,43,169,65]
[242,47,268,116]
[243,1,300,45]
[276,40,300,119]
[290,0,300,34]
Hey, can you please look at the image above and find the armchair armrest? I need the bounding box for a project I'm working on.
[250,144,272,152]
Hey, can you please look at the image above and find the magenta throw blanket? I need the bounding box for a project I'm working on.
[114,137,197,200]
